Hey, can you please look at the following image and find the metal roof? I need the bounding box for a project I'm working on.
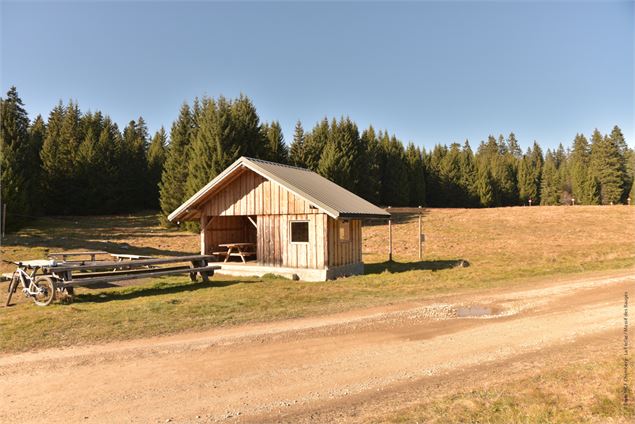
[168,156,390,222]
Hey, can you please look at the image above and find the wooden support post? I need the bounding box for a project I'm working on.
[247,216,257,228]
[200,216,207,255]
[388,218,393,262]
[418,206,422,261]
[1,203,6,239]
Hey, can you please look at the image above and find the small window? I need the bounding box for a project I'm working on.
[290,221,309,243]
[339,220,350,241]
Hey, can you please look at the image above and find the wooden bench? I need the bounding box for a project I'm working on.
[111,253,154,261]
[49,251,109,262]
[48,255,219,286]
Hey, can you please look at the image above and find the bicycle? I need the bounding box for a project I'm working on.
[4,260,57,307]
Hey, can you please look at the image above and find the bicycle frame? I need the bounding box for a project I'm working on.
[11,266,44,297]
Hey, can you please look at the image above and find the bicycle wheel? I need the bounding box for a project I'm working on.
[32,276,55,306]
[5,273,19,307]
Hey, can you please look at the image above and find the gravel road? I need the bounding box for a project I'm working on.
[1,270,633,423]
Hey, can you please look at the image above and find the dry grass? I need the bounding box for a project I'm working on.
[0,206,633,353]
[363,206,635,281]
[385,349,634,424]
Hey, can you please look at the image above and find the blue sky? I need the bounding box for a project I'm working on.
[2,1,633,150]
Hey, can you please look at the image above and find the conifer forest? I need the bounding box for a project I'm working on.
[1,86,633,230]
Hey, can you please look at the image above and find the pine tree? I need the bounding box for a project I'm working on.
[93,118,124,213]
[425,144,447,206]
[262,121,288,163]
[459,140,479,206]
[289,120,306,167]
[317,117,363,192]
[476,163,495,207]
[147,127,167,208]
[439,143,463,207]
[608,125,630,202]
[507,132,523,159]
[0,86,32,229]
[160,103,194,223]
[27,114,46,212]
[185,95,267,204]
[589,128,626,204]
[540,151,561,205]
[569,133,593,204]
[40,101,84,214]
[378,132,409,206]
[358,126,381,203]
[120,117,149,210]
[405,142,426,206]
[302,118,329,171]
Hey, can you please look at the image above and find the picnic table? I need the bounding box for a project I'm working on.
[111,253,154,261]
[216,243,256,263]
[4,255,221,307]
[48,251,109,262]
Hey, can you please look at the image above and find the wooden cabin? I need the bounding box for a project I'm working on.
[168,157,390,281]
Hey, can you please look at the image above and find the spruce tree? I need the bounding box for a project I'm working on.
[302,118,329,171]
[569,133,593,204]
[40,101,83,214]
[147,127,167,208]
[289,120,306,167]
[476,163,495,207]
[540,151,561,205]
[185,95,267,204]
[425,144,447,206]
[459,140,479,206]
[358,126,381,203]
[608,125,630,202]
[120,117,149,210]
[590,128,626,204]
[405,142,426,206]
[507,132,523,159]
[317,117,363,192]
[439,143,463,206]
[27,114,46,212]
[263,121,288,163]
[0,86,32,229]
[159,103,194,223]
[378,132,409,206]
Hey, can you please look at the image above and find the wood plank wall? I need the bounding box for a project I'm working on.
[257,213,327,269]
[202,169,320,217]
[327,218,362,267]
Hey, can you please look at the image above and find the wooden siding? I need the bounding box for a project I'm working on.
[327,217,362,267]
[257,214,327,269]
[202,169,320,217]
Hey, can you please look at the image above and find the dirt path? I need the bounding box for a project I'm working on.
[1,271,633,423]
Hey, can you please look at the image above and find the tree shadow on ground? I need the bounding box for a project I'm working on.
[6,235,193,258]
[365,259,469,275]
[73,278,257,304]
[3,212,195,258]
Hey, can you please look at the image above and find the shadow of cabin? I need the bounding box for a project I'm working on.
[365,259,470,275]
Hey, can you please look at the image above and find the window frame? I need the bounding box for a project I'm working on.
[289,220,310,244]
[338,220,351,242]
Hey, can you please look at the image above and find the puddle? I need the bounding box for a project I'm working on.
[456,306,493,317]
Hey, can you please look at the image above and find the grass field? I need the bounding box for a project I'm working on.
[385,347,634,424]
[1,206,634,353]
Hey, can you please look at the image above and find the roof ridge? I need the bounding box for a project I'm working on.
[242,157,311,172]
